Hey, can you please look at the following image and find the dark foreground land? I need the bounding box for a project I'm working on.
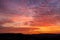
[0,33,60,40]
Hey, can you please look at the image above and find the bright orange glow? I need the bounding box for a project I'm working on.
[2,15,60,34]
[35,26,60,34]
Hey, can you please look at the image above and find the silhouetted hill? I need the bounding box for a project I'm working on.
[0,33,60,40]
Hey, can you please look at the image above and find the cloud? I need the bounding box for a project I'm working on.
[0,0,60,27]
[0,0,60,34]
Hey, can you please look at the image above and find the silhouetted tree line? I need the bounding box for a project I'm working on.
[0,33,60,40]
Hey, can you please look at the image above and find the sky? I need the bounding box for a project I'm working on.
[0,0,60,34]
